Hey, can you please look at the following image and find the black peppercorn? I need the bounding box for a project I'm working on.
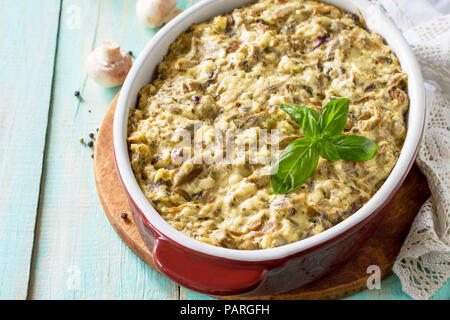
[121,212,128,220]
[88,141,94,148]
[74,90,80,97]
[89,133,95,139]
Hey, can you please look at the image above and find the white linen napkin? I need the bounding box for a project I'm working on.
[371,0,450,300]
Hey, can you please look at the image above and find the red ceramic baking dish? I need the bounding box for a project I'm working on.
[113,0,425,296]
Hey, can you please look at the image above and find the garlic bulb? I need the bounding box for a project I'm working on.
[136,0,182,28]
[85,41,132,88]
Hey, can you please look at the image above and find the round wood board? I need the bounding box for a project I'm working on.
[94,94,430,299]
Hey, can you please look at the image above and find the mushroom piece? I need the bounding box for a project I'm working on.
[136,0,182,28]
[85,41,132,88]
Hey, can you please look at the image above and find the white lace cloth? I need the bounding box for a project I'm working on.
[371,0,450,300]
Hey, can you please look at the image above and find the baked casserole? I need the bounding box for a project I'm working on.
[127,0,409,249]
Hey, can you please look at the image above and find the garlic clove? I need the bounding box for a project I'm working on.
[136,0,181,28]
[85,41,132,88]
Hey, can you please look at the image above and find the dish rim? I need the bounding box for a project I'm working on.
[113,0,425,262]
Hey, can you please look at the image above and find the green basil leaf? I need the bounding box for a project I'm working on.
[280,104,319,126]
[332,135,377,160]
[318,140,340,160]
[318,98,350,139]
[271,139,319,194]
[301,109,320,138]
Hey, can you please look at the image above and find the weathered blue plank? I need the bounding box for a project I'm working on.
[28,0,177,299]
[0,0,61,299]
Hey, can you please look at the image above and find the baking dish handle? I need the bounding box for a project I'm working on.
[153,237,268,296]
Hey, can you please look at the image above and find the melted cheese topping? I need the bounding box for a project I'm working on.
[128,0,409,249]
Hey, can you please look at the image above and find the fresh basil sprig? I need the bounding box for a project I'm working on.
[271,98,376,194]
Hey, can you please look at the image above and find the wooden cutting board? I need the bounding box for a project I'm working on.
[94,94,430,299]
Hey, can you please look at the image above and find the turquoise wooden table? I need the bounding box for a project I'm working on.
[0,0,448,300]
